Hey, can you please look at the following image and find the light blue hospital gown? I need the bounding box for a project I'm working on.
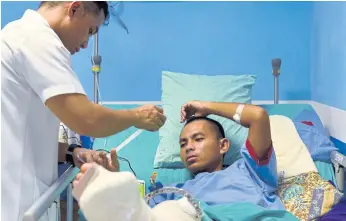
[149,139,285,210]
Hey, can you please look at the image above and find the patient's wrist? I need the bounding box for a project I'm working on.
[204,102,216,115]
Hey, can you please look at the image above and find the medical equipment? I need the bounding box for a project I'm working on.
[331,151,345,191]
[138,180,146,198]
[115,129,144,152]
[272,58,281,104]
[91,32,101,104]
[92,1,129,105]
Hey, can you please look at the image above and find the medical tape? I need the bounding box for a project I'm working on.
[116,129,144,152]
[78,129,144,163]
[105,129,144,158]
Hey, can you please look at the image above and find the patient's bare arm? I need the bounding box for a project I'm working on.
[181,101,272,160]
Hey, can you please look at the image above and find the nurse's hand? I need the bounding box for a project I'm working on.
[73,148,120,172]
[133,104,167,131]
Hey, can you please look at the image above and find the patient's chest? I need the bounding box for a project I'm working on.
[181,159,271,208]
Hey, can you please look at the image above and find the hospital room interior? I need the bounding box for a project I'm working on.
[2,1,346,221]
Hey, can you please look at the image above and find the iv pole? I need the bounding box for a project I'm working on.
[92,33,101,104]
[272,58,281,104]
[91,2,129,104]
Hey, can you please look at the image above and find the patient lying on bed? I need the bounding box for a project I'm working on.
[73,101,286,221]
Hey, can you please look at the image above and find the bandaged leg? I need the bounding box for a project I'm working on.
[73,164,200,221]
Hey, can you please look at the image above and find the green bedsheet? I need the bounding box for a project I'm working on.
[201,201,299,221]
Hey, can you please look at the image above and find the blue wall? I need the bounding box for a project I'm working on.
[311,2,346,111]
[1,1,313,101]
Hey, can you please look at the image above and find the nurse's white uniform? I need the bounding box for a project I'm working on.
[1,9,86,221]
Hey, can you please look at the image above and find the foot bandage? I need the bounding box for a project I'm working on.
[73,164,200,221]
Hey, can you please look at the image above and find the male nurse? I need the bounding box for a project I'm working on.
[1,2,166,220]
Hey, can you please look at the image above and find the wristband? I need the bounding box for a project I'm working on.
[66,144,82,166]
[233,104,245,124]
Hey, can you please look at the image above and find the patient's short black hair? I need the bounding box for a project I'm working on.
[184,116,225,139]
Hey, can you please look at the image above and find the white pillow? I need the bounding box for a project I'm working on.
[269,115,317,179]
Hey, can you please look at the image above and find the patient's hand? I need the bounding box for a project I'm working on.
[181,101,209,123]
[74,148,120,172]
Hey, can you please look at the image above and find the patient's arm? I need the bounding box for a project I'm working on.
[194,101,276,187]
[183,101,272,160]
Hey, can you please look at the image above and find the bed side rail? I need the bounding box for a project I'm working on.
[331,150,345,193]
[22,165,78,221]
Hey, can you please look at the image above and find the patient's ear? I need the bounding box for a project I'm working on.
[219,138,230,155]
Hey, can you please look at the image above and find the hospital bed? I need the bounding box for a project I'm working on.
[24,104,346,221]
[22,72,346,220]
[22,106,346,221]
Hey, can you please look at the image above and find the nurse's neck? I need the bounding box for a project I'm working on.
[37,6,65,34]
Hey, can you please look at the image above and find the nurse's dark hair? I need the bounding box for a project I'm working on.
[39,1,110,24]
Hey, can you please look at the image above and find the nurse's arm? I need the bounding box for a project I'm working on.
[46,93,139,138]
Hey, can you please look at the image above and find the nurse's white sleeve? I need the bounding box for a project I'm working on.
[18,28,86,103]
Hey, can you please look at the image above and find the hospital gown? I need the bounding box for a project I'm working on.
[149,139,285,210]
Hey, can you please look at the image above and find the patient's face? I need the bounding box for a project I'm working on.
[179,120,225,174]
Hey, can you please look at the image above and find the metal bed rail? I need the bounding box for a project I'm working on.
[23,165,79,221]
[331,150,346,193]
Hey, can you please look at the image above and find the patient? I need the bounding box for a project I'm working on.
[73,101,285,220]
[148,100,284,209]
